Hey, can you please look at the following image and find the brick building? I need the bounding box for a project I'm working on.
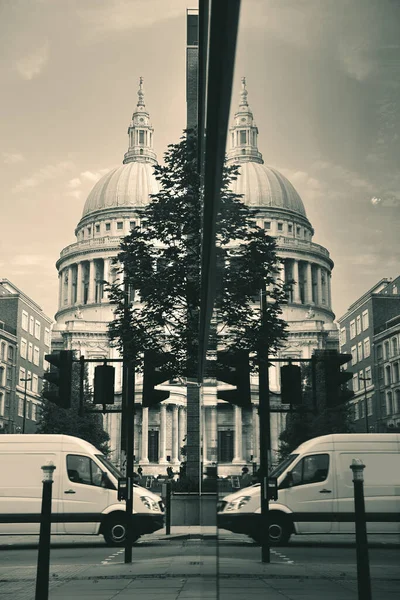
[0,280,52,433]
[338,276,400,432]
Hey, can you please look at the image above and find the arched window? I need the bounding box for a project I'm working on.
[386,391,393,415]
[395,389,400,414]
[392,337,398,357]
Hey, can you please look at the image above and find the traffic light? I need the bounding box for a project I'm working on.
[315,350,353,408]
[94,365,115,405]
[43,350,73,408]
[280,364,302,405]
[142,350,173,408]
[216,349,251,408]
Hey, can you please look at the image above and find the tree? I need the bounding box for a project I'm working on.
[107,129,288,372]
[278,362,354,460]
[37,363,110,456]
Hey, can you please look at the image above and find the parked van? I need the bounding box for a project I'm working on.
[218,433,400,545]
[0,434,164,546]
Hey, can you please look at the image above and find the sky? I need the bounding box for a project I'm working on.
[1,0,399,324]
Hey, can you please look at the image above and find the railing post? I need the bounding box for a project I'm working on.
[350,458,372,600]
[35,462,56,600]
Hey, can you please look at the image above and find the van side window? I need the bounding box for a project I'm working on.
[290,454,329,486]
[67,455,103,487]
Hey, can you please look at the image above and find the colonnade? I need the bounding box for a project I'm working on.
[58,257,117,310]
[279,258,332,308]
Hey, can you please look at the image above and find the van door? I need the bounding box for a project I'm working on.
[283,452,335,534]
[61,453,111,535]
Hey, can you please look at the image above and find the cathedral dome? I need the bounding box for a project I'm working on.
[82,161,159,218]
[230,162,306,216]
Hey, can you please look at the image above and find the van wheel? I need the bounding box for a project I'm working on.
[250,515,291,546]
[103,516,139,547]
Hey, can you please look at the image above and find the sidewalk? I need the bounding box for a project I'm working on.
[1,528,399,600]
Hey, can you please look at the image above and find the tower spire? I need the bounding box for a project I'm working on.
[226,78,263,165]
[123,77,157,165]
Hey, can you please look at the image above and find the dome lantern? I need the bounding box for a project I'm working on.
[123,77,157,166]
[226,77,263,165]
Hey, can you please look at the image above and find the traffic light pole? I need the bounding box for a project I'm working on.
[259,290,271,564]
[124,358,135,564]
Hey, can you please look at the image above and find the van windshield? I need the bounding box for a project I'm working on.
[96,454,122,480]
[270,454,298,479]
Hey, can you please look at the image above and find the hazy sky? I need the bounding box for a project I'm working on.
[1,0,399,324]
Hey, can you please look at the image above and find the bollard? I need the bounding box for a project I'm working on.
[350,459,372,600]
[35,462,56,600]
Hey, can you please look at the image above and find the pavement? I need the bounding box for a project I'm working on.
[1,528,399,599]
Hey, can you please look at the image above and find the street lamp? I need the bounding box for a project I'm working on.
[359,376,372,433]
[21,376,32,434]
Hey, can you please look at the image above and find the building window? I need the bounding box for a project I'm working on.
[362,309,369,330]
[105,223,111,231]
[95,224,100,233]
[377,345,383,360]
[340,327,347,346]
[296,227,301,235]
[31,403,37,421]
[354,402,359,420]
[34,320,41,340]
[0,392,4,417]
[392,337,398,357]
[351,346,357,365]
[44,328,50,347]
[22,310,29,331]
[117,222,123,230]
[288,224,293,233]
[277,223,283,231]
[0,342,5,361]
[357,342,363,362]
[360,400,365,418]
[264,221,271,230]
[29,316,34,335]
[32,374,38,394]
[19,367,26,386]
[239,130,246,145]
[28,342,33,362]
[385,365,391,386]
[20,338,27,359]
[363,337,370,358]
[130,221,136,229]
[356,315,362,335]
[365,366,372,384]
[139,130,145,144]
[148,430,159,463]
[349,320,356,339]
[18,397,24,417]
[27,371,32,390]
[386,391,393,415]
[378,366,384,382]
[367,397,373,416]
[395,389,400,413]
[87,227,91,236]
[0,367,4,386]
[33,346,40,366]
[393,285,398,295]
[393,362,399,384]
[6,366,12,383]
[384,341,390,360]
[7,345,13,362]
[353,373,359,392]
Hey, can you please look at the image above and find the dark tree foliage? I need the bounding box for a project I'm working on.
[278,363,354,460]
[107,129,288,376]
[37,363,110,455]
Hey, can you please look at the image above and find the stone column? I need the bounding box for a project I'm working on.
[159,404,167,462]
[279,260,285,285]
[232,405,243,463]
[327,270,332,309]
[140,407,149,463]
[76,262,83,305]
[67,266,73,306]
[88,260,95,303]
[210,406,218,463]
[252,405,260,463]
[58,271,63,309]
[178,406,186,460]
[171,405,180,464]
[316,266,323,306]
[102,258,110,302]
[305,262,313,304]
[292,259,301,303]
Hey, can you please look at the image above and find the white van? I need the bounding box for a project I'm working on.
[218,433,400,545]
[0,434,164,546]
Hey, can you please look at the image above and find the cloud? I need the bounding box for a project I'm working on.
[15,40,50,80]
[13,160,75,193]
[2,152,25,164]
[81,168,109,182]
[66,190,82,200]
[77,0,183,38]
[12,254,50,267]
[68,178,81,188]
